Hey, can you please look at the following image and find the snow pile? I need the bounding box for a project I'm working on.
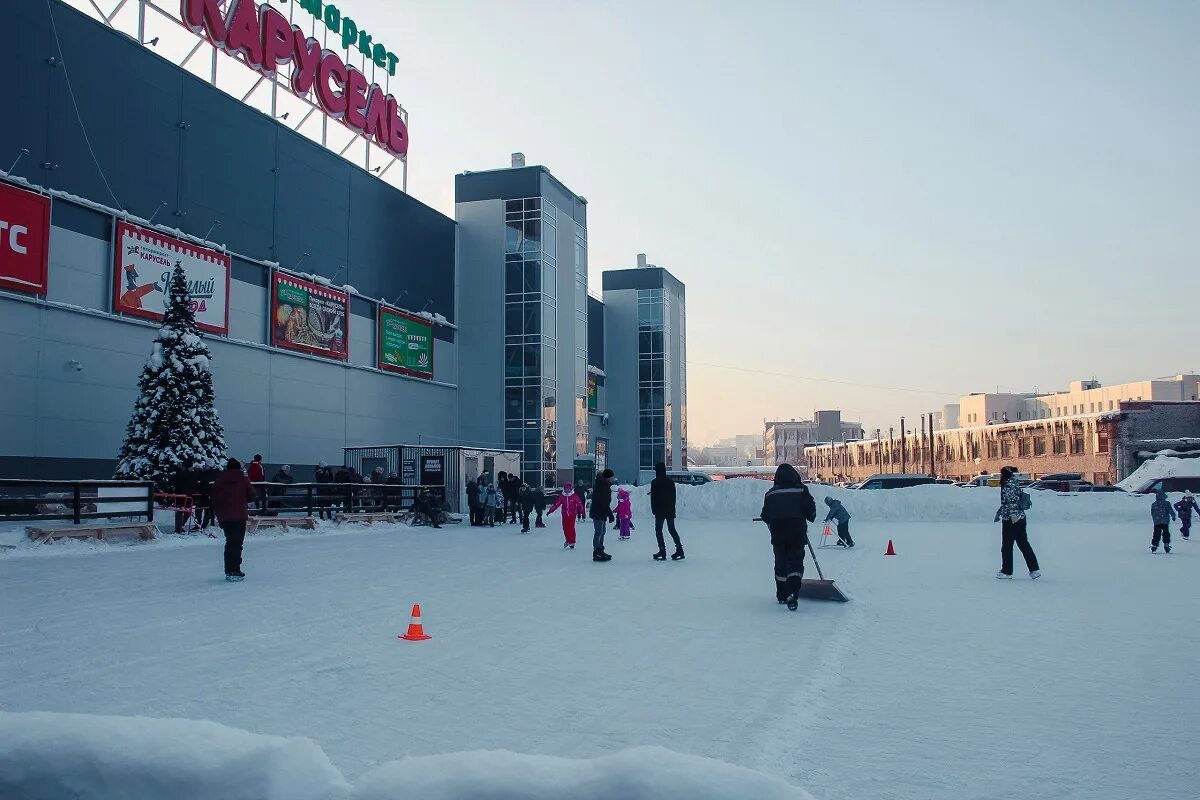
[0,711,349,800]
[0,713,812,800]
[626,479,1147,524]
[1117,456,1200,492]
[353,747,812,800]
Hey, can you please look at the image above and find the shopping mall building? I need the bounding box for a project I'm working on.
[0,0,687,486]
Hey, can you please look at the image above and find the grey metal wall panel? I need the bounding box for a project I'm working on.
[45,225,108,309]
[603,268,665,292]
[41,1,183,220]
[348,313,375,369]
[51,200,112,241]
[347,170,456,319]
[454,199,505,449]
[602,287,640,482]
[228,280,266,343]
[178,79,276,257]
[455,168,540,203]
[9,0,456,324]
[274,135,351,283]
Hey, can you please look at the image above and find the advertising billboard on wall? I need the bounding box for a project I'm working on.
[114,221,231,333]
[0,182,50,295]
[270,272,348,359]
[378,306,434,379]
[587,374,598,412]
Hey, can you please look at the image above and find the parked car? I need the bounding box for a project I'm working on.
[667,471,712,486]
[1027,479,1093,492]
[1129,477,1200,494]
[857,474,937,490]
[962,473,1032,488]
[1080,484,1126,493]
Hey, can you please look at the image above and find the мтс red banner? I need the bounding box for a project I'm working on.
[0,182,51,295]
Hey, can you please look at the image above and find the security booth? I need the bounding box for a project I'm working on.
[343,445,520,514]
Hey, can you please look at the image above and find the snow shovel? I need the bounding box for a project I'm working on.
[800,538,850,602]
[753,519,850,602]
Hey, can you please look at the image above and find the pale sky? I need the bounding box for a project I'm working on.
[137,1,1200,444]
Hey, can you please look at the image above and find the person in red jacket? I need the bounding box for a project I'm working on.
[547,483,585,549]
[247,454,265,483]
[212,458,256,581]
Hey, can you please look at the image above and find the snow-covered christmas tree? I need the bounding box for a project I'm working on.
[114,263,226,490]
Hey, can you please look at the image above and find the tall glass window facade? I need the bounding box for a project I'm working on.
[504,198,557,488]
[638,288,667,469]
[574,224,589,457]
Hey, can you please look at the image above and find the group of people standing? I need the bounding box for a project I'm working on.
[466,472,548,532]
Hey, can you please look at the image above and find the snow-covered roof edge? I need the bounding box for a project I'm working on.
[0,172,456,330]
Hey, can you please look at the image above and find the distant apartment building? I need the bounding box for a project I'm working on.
[960,376,1199,427]
[806,373,1200,484]
[765,411,863,467]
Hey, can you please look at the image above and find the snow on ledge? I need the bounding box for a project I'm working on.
[0,712,815,800]
[354,746,813,800]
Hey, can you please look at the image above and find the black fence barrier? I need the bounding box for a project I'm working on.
[0,479,155,524]
[246,482,448,519]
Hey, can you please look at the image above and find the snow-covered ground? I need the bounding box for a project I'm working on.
[1,484,1197,798]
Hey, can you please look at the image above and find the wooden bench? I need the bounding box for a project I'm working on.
[27,523,157,543]
[334,512,397,526]
[247,516,317,533]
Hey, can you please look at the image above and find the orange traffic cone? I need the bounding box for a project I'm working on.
[885,539,896,556]
[399,603,432,641]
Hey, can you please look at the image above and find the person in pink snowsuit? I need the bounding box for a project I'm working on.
[615,487,634,540]
[547,483,585,549]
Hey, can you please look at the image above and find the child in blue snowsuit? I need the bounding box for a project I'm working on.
[823,496,854,547]
[1150,488,1176,553]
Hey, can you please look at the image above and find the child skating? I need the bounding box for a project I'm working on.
[822,496,854,547]
[1174,490,1197,540]
[547,483,585,549]
[484,483,500,527]
[615,487,634,540]
[1150,487,1176,553]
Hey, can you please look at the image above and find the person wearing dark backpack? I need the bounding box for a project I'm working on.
[993,466,1041,580]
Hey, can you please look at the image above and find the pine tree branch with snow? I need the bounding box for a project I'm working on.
[114,264,227,491]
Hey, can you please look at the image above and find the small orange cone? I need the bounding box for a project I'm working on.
[885,539,896,556]
[399,603,432,641]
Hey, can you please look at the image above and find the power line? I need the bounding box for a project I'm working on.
[45,0,124,211]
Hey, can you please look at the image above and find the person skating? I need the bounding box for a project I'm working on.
[615,487,634,540]
[1173,490,1196,541]
[1150,487,1177,553]
[518,484,535,532]
[590,469,616,561]
[531,484,547,528]
[993,465,1041,579]
[823,496,854,547]
[760,463,816,610]
[506,473,522,524]
[649,462,684,561]
[211,458,255,581]
[547,483,585,548]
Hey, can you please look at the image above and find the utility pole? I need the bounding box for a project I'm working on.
[929,410,937,477]
[888,426,894,473]
[900,417,906,473]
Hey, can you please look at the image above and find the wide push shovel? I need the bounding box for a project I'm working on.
[799,538,850,602]
[754,519,850,602]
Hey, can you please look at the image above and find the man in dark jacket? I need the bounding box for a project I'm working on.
[760,463,816,610]
[506,474,522,524]
[466,478,480,526]
[531,484,547,528]
[518,484,535,532]
[590,469,616,562]
[650,462,684,561]
[211,458,256,580]
[314,462,333,519]
[195,459,220,530]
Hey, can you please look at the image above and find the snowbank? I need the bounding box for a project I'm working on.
[353,746,813,800]
[626,478,1148,524]
[1116,455,1200,491]
[0,711,349,800]
[0,714,813,800]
